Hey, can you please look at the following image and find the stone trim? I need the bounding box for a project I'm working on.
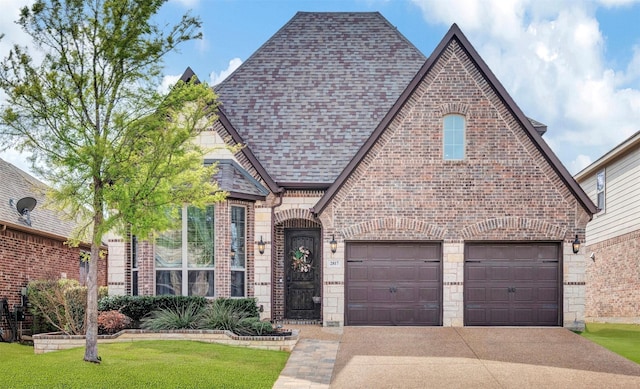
[273,208,317,224]
[461,217,567,240]
[32,329,298,354]
[342,217,446,240]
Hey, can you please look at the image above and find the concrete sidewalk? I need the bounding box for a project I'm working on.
[274,326,640,389]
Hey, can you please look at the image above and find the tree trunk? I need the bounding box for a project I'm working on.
[84,193,104,363]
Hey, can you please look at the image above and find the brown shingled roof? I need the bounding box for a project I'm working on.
[215,12,426,186]
[0,158,78,240]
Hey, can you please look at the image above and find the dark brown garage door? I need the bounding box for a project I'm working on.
[346,242,442,326]
[464,242,561,326]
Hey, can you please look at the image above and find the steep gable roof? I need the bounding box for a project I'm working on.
[0,158,78,240]
[312,24,598,216]
[214,12,426,186]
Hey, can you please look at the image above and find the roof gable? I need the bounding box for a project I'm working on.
[312,23,597,216]
[214,12,426,186]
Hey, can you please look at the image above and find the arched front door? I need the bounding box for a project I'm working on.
[285,228,321,320]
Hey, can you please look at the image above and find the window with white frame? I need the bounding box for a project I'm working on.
[155,205,215,296]
[443,114,466,160]
[596,169,605,213]
[230,206,246,297]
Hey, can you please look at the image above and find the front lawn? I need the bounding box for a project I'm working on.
[0,340,288,388]
[579,323,640,364]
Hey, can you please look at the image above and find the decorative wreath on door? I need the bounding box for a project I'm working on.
[291,246,312,272]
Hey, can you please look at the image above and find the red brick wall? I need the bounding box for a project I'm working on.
[586,229,640,320]
[328,39,590,244]
[0,227,107,333]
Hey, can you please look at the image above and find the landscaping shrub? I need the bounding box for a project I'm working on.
[98,310,131,335]
[27,279,107,335]
[197,302,252,333]
[213,297,260,318]
[98,295,208,323]
[140,301,205,330]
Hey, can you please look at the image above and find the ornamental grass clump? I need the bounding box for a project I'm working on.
[140,301,204,331]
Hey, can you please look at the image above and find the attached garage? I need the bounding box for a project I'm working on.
[345,242,442,326]
[464,242,562,326]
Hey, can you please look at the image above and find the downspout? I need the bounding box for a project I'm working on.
[270,189,285,322]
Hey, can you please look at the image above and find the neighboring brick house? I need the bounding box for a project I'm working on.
[109,12,597,329]
[0,158,108,336]
[575,131,640,324]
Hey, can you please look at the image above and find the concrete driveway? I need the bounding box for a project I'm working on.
[330,327,640,388]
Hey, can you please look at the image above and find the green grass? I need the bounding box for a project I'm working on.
[0,341,289,388]
[580,323,640,364]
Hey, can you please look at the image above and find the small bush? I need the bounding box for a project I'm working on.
[98,310,131,335]
[98,295,208,323]
[140,302,204,330]
[198,302,252,333]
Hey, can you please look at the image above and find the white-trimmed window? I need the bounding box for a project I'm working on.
[443,114,465,160]
[596,169,605,213]
[230,206,246,297]
[155,205,215,296]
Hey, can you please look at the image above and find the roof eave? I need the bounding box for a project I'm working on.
[575,130,640,181]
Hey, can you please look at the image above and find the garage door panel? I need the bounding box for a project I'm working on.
[514,266,535,280]
[419,287,439,301]
[465,242,561,326]
[466,266,486,280]
[346,242,442,326]
[347,287,369,301]
[513,288,533,302]
[347,266,368,281]
[371,265,393,281]
[466,287,486,302]
[396,265,420,281]
[490,287,510,301]
[538,266,558,281]
[538,287,558,301]
[490,266,510,280]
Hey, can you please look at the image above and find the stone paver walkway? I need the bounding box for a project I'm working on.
[272,325,342,389]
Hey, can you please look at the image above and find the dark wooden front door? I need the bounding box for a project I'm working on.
[285,229,321,320]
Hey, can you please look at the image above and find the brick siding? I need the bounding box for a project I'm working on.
[328,39,589,245]
[585,228,640,321]
[0,226,107,334]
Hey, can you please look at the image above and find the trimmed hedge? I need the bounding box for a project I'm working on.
[98,296,259,323]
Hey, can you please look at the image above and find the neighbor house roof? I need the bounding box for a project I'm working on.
[214,12,427,186]
[311,24,598,216]
[574,130,640,181]
[0,158,78,241]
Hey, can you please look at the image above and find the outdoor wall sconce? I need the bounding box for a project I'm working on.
[257,236,265,255]
[330,234,337,254]
[572,235,580,254]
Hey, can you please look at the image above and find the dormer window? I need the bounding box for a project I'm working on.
[443,114,465,160]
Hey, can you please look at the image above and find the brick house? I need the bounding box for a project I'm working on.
[0,158,108,337]
[575,130,640,324]
[109,12,597,329]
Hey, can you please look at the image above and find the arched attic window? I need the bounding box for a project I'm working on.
[443,114,466,160]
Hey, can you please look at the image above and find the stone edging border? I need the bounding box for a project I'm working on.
[32,329,298,354]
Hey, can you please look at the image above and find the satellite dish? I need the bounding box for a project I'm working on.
[16,197,37,215]
[10,197,37,226]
